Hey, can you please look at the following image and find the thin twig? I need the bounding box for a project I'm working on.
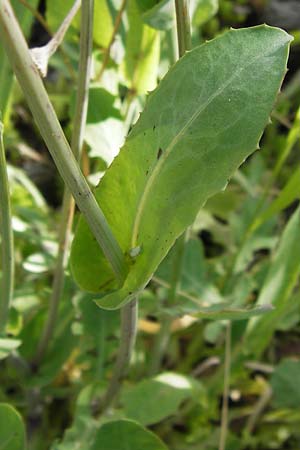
[18,0,76,79]
[0,0,127,284]
[97,0,127,81]
[0,121,14,333]
[32,0,94,368]
[30,0,80,77]
[219,322,232,450]
[95,298,138,415]
[244,386,272,434]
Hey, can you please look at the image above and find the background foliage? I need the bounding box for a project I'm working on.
[0,0,300,449]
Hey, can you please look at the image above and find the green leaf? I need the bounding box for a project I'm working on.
[0,403,26,450]
[46,0,113,47]
[142,0,175,30]
[46,0,79,37]
[247,105,300,233]
[244,206,300,356]
[193,303,273,321]
[271,360,300,409]
[91,420,168,450]
[154,238,224,315]
[252,166,300,231]
[121,0,160,94]
[121,372,202,425]
[71,26,291,309]
[93,0,114,48]
[193,0,219,27]
[70,86,123,165]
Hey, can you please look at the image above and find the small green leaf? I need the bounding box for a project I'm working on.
[71,26,292,309]
[0,403,26,450]
[194,303,273,321]
[93,0,114,48]
[193,0,219,27]
[122,372,202,425]
[245,206,300,356]
[271,360,300,409]
[91,420,168,450]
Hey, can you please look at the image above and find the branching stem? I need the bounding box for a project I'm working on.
[0,0,127,284]
[30,0,80,77]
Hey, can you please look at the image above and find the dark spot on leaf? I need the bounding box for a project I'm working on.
[146,170,149,175]
[153,124,156,131]
[157,148,163,160]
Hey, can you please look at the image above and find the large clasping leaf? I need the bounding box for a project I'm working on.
[70,26,292,309]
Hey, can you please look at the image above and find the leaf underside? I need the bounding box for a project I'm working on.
[70,25,291,309]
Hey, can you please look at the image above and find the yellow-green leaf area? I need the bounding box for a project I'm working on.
[0,403,26,450]
[91,420,168,450]
[71,26,292,309]
[121,0,160,94]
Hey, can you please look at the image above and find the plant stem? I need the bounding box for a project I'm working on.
[0,0,127,283]
[18,0,76,79]
[174,0,191,57]
[33,0,94,368]
[97,298,138,414]
[218,322,231,450]
[0,121,14,334]
[96,0,127,81]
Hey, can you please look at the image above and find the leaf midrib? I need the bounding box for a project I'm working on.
[130,41,281,248]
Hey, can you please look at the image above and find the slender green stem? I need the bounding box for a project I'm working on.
[0,0,127,283]
[174,0,191,57]
[96,298,138,415]
[148,234,186,375]
[96,0,127,81]
[218,322,231,450]
[0,121,14,334]
[32,0,94,368]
